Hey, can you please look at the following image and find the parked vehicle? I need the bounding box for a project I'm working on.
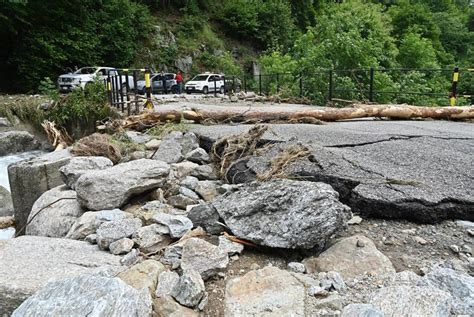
[57,67,134,92]
[136,73,179,95]
[185,73,225,94]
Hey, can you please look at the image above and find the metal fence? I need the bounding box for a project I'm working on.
[105,67,473,111]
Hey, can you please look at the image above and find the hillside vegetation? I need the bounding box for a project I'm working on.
[1,0,473,104]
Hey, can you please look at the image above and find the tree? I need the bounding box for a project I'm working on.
[398,32,439,68]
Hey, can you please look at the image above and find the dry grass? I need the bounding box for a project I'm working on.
[211,125,268,177]
[257,145,310,181]
[71,133,122,164]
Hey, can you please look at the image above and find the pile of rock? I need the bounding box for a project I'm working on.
[3,128,472,316]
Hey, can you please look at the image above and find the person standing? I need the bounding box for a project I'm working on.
[176,71,183,94]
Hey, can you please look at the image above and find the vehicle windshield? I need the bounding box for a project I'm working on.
[191,75,209,81]
[73,67,97,74]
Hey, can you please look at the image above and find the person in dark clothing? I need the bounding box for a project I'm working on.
[176,71,183,94]
[161,71,167,94]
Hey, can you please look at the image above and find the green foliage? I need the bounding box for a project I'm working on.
[1,0,152,92]
[38,77,60,101]
[48,79,110,128]
[398,33,439,68]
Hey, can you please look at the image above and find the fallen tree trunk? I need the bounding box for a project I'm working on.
[122,104,474,129]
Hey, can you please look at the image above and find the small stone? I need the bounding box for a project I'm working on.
[187,204,222,235]
[160,243,184,269]
[179,187,200,200]
[414,236,428,245]
[190,164,218,180]
[85,234,97,244]
[288,262,306,274]
[249,263,261,270]
[145,139,161,150]
[467,229,474,237]
[181,176,199,190]
[132,224,172,254]
[120,249,140,266]
[156,270,180,298]
[171,269,206,308]
[319,271,346,292]
[185,148,210,165]
[167,194,198,210]
[109,238,134,255]
[153,296,198,317]
[450,244,460,253]
[314,294,343,311]
[356,239,365,247]
[96,218,142,250]
[347,216,363,225]
[151,213,193,239]
[308,285,329,297]
[180,238,229,280]
[218,236,244,255]
[194,180,220,202]
[461,244,472,254]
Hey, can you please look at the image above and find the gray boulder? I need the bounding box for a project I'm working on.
[0,131,40,156]
[190,164,218,180]
[59,156,113,189]
[181,132,199,155]
[66,209,131,240]
[12,275,151,317]
[151,212,193,238]
[421,267,474,315]
[75,159,170,210]
[125,131,152,144]
[96,218,143,250]
[180,238,229,280]
[26,185,84,237]
[132,224,172,254]
[212,179,351,249]
[8,149,72,235]
[187,204,222,234]
[0,236,123,315]
[166,194,198,210]
[171,269,206,308]
[341,304,384,317]
[0,185,13,217]
[218,236,244,255]
[370,284,452,317]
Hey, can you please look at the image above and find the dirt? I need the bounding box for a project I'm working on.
[201,216,473,316]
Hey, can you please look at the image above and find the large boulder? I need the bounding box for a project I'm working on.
[12,275,152,317]
[0,236,123,315]
[304,235,395,280]
[26,185,84,237]
[75,159,170,210]
[0,131,40,156]
[59,156,113,190]
[224,266,306,317]
[8,149,72,235]
[212,179,351,249]
[152,131,199,164]
[0,185,13,217]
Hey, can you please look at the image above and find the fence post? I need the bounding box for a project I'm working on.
[144,66,153,109]
[107,75,112,107]
[276,73,280,94]
[124,69,131,116]
[299,72,303,98]
[450,66,459,106]
[328,69,333,101]
[259,74,262,95]
[223,75,226,96]
[214,77,217,97]
[369,68,374,102]
[133,70,138,113]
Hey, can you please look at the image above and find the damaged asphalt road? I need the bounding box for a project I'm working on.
[191,120,474,223]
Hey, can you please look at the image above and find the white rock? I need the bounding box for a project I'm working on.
[96,218,142,250]
[219,236,244,255]
[180,238,229,280]
[109,238,135,255]
[156,270,180,298]
[59,156,113,190]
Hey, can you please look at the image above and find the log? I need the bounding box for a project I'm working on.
[122,105,474,129]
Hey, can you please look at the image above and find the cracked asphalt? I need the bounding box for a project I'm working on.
[190,120,474,223]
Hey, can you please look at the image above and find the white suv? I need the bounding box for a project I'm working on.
[185,73,225,94]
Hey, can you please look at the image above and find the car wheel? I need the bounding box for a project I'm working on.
[171,85,178,94]
[203,86,209,95]
[220,86,225,94]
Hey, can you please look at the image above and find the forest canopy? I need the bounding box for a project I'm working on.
[0,0,473,101]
